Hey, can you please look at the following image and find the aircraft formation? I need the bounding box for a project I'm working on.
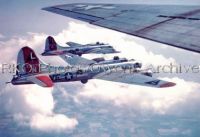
[10,36,176,88]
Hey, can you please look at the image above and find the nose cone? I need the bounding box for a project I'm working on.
[41,52,46,56]
[11,77,17,85]
[159,82,176,88]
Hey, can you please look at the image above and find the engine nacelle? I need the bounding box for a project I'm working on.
[81,79,88,84]
[134,62,142,68]
[113,56,119,60]
[142,71,153,77]
[92,57,105,63]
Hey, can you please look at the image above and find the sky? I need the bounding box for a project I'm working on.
[0,0,200,137]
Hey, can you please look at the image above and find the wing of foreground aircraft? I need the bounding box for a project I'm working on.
[43,4,200,53]
[94,70,175,88]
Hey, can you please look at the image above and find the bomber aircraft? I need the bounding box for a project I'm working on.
[41,36,119,56]
[10,46,176,88]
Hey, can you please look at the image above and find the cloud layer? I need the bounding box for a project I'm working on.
[0,84,78,132]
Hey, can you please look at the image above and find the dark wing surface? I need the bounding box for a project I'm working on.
[43,3,200,53]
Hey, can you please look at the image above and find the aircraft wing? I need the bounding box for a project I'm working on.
[59,53,96,65]
[43,4,200,53]
[86,48,108,54]
[94,70,175,88]
[85,47,117,54]
[66,42,82,47]
[26,74,54,87]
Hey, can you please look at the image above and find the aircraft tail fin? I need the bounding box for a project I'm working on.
[17,46,48,76]
[44,36,58,52]
[42,36,66,56]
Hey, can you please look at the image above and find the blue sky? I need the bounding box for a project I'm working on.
[1,0,200,137]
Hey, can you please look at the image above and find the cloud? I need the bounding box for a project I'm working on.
[0,33,46,63]
[0,32,64,66]
[0,84,78,132]
[30,113,78,132]
[76,77,200,114]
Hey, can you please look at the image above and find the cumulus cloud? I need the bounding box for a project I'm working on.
[0,33,45,63]
[0,32,64,66]
[30,113,78,132]
[0,84,78,132]
[76,77,200,114]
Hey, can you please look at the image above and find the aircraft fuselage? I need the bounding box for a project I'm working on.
[11,60,144,86]
[42,44,117,56]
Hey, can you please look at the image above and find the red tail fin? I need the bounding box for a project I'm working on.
[17,46,42,75]
[45,36,57,52]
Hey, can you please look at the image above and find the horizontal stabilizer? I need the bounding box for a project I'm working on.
[27,74,54,87]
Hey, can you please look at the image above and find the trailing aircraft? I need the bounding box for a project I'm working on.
[41,36,119,56]
[40,37,142,67]
[10,46,176,88]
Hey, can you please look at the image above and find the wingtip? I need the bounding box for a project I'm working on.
[41,7,52,11]
[159,82,176,88]
[41,7,47,10]
[115,51,121,53]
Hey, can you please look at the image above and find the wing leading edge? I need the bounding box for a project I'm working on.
[43,3,200,53]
